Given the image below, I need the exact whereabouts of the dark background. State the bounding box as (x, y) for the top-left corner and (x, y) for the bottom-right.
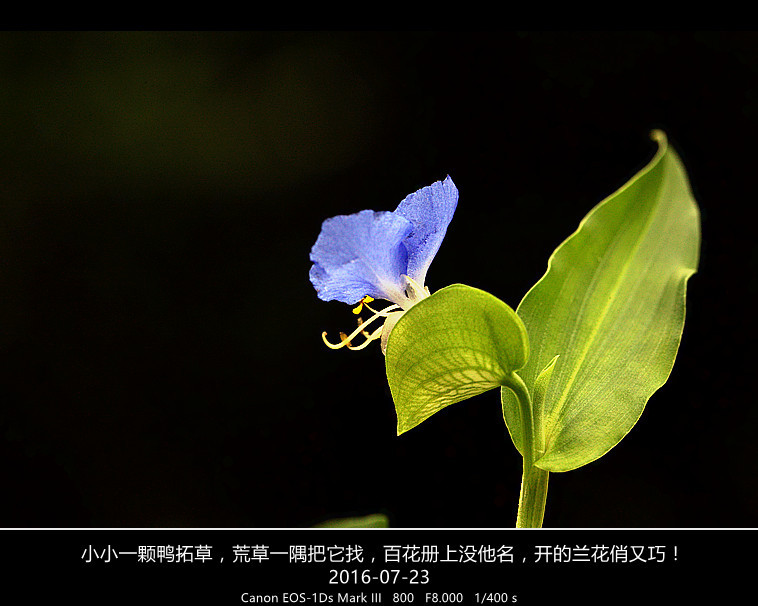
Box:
(0, 31), (753, 528)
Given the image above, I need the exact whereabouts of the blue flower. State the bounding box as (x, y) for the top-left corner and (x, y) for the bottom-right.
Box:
(310, 176), (458, 351)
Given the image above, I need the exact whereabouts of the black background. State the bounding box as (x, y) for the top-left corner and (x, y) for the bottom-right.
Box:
(0, 31), (754, 529)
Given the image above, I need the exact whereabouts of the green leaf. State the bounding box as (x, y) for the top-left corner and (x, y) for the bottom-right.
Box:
(503, 354), (560, 457)
(386, 284), (529, 435)
(501, 131), (700, 472)
(313, 513), (390, 528)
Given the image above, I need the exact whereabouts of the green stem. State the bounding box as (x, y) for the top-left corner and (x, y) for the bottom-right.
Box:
(506, 373), (550, 528)
(516, 455), (549, 528)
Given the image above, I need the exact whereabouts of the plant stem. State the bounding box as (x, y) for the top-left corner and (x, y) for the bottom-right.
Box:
(506, 373), (549, 528)
(516, 455), (549, 528)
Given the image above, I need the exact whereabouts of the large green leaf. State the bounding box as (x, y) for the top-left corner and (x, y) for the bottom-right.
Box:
(501, 131), (700, 472)
(386, 284), (529, 435)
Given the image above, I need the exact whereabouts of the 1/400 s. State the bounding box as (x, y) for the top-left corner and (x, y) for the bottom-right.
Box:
(475, 594), (517, 604)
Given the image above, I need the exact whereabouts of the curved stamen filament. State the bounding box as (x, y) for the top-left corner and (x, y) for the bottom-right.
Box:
(322, 304), (397, 350)
(342, 325), (384, 350)
(363, 302), (401, 316)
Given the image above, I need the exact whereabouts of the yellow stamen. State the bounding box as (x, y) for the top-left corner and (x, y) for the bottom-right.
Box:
(344, 326), (384, 350)
(356, 317), (372, 339)
(321, 302), (399, 351)
(352, 295), (375, 315)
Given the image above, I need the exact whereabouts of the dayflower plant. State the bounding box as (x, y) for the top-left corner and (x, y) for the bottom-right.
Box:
(309, 131), (701, 528)
(309, 176), (458, 352)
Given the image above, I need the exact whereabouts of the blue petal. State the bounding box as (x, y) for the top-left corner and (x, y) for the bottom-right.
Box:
(393, 176), (458, 287)
(309, 209), (413, 305)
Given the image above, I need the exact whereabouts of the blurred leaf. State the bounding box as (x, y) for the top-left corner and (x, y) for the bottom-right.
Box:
(313, 513), (390, 528)
(386, 284), (528, 435)
(502, 131), (700, 472)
